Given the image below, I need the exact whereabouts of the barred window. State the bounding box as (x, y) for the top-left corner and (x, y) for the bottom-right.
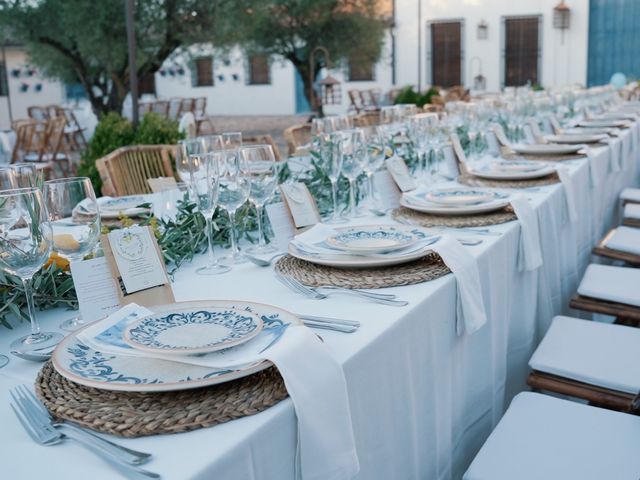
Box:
(504, 17), (540, 86)
(193, 57), (214, 87)
(0, 62), (7, 96)
(431, 21), (462, 87)
(248, 55), (271, 85)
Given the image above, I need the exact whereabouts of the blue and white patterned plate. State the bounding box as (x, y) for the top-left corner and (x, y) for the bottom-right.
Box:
(325, 225), (420, 254)
(52, 301), (300, 392)
(425, 188), (495, 206)
(123, 306), (264, 354)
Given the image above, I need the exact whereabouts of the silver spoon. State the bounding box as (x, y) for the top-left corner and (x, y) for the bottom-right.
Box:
(245, 252), (286, 267)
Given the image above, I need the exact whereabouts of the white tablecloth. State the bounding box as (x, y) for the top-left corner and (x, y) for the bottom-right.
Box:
(0, 126), (638, 480)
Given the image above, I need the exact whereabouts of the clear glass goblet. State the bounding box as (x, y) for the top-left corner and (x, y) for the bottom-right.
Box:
(218, 150), (251, 264)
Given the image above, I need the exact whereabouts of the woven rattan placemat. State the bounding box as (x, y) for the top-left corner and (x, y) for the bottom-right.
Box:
(458, 172), (560, 188)
(391, 205), (517, 228)
(503, 152), (587, 162)
(35, 361), (287, 438)
(274, 253), (450, 289)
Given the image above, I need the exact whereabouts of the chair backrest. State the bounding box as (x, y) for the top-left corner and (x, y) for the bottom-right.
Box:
(363, 89), (381, 108)
(96, 145), (176, 196)
(27, 106), (49, 121)
(11, 120), (41, 164)
(138, 102), (153, 117)
(179, 98), (195, 116)
(353, 111), (380, 127)
(348, 90), (364, 113)
(283, 124), (312, 156)
(242, 134), (282, 162)
(44, 117), (68, 162)
(168, 98), (182, 120)
(151, 101), (170, 118)
(194, 97), (207, 117)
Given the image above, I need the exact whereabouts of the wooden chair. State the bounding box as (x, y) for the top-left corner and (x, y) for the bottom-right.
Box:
(168, 98), (182, 120)
(179, 98), (195, 117)
(243, 134), (282, 162)
(53, 106), (87, 152)
(27, 106), (50, 122)
(283, 124), (312, 157)
(362, 89), (381, 110)
(527, 316), (640, 414)
(353, 111), (380, 127)
(348, 90), (365, 113)
(11, 120), (55, 178)
(193, 97), (214, 134)
(592, 228), (640, 266)
(96, 145), (176, 197)
(23, 117), (74, 176)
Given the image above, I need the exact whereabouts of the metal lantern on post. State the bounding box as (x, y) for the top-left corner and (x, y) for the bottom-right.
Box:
(477, 19), (489, 40)
(318, 75), (342, 106)
(553, 1), (571, 44)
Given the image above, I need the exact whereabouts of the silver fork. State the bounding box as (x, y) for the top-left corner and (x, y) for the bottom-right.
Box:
(10, 388), (159, 479)
(277, 272), (409, 306)
(15, 386), (151, 465)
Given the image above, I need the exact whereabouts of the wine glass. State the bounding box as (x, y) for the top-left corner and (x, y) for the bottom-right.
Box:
(11, 163), (43, 188)
(340, 129), (366, 218)
(218, 150), (251, 265)
(199, 134), (224, 152)
(363, 128), (387, 209)
(43, 177), (101, 331)
(0, 187), (63, 352)
(189, 152), (230, 275)
(222, 132), (243, 151)
(0, 167), (17, 191)
(323, 132), (347, 224)
(240, 144), (278, 254)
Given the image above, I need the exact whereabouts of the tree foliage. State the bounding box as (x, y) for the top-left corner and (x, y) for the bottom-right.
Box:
(0, 0), (226, 116)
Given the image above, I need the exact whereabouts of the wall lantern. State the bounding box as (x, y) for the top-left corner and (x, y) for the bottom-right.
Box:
(318, 75), (342, 106)
(477, 19), (489, 40)
(474, 74), (486, 91)
(553, 1), (571, 43)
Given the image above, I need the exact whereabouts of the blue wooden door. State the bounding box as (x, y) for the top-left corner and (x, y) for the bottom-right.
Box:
(588, 0), (640, 86)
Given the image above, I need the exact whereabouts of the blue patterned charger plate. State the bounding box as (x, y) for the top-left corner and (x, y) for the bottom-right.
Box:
(325, 225), (421, 254)
(52, 301), (300, 392)
(124, 306), (264, 355)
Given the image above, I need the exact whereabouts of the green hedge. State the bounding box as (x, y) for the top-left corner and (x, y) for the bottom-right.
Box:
(393, 86), (441, 107)
(77, 112), (184, 194)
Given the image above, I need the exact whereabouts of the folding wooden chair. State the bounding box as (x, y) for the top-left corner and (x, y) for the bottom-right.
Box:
(150, 100), (170, 118)
(283, 124), (311, 157)
(348, 90), (364, 113)
(96, 145), (175, 196)
(243, 134), (283, 162)
(592, 227), (640, 266)
(193, 97), (214, 134)
(168, 98), (182, 120)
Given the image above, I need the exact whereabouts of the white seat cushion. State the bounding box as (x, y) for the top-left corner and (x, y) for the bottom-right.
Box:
(621, 187), (640, 203)
(529, 315), (640, 393)
(606, 226), (640, 255)
(624, 203), (640, 220)
(464, 392), (640, 480)
(578, 264), (640, 307)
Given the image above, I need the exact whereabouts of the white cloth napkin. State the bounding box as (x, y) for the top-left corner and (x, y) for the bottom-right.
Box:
(581, 146), (600, 187)
(606, 226), (640, 256)
(624, 203), (640, 220)
(604, 137), (622, 172)
(263, 325), (359, 480)
(509, 194), (543, 272)
(556, 166), (578, 223)
(429, 235), (487, 335)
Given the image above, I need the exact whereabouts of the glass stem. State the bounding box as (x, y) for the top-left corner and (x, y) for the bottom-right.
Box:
(256, 204), (265, 247)
(205, 215), (216, 266)
(22, 277), (39, 337)
(348, 179), (356, 217)
(229, 210), (238, 254)
(331, 179), (339, 219)
(367, 172), (375, 206)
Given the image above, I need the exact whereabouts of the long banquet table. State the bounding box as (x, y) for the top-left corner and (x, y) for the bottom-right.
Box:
(1, 124), (639, 480)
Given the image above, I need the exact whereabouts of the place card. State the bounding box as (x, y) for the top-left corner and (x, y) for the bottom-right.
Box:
(485, 130), (501, 156)
(492, 124), (510, 146)
(147, 176), (177, 193)
(442, 144), (462, 177)
(385, 156), (416, 192)
(101, 225), (174, 307)
(279, 182), (321, 228)
(266, 201), (298, 251)
(373, 170), (401, 208)
(70, 256), (120, 322)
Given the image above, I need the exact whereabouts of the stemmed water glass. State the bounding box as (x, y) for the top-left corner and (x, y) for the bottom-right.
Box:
(218, 150), (251, 265)
(0, 166), (17, 190)
(189, 151), (230, 275)
(43, 177), (101, 331)
(0, 187), (63, 353)
(323, 132), (347, 224)
(222, 132), (243, 151)
(11, 164), (43, 188)
(340, 129), (366, 218)
(240, 144), (278, 254)
(363, 128), (387, 209)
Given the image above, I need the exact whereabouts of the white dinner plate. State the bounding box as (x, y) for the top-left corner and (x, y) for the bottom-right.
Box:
(490, 160), (548, 173)
(511, 143), (583, 155)
(400, 194), (509, 215)
(545, 134), (607, 144)
(123, 305), (264, 355)
(578, 119), (629, 128)
(288, 233), (437, 268)
(52, 300), (300, 392)
(563, 127), (615, 136)
(425, 188), (495, 206)
(470, 164), (556, 180)
(75, 195), (151, 219)
(325, 225), (421, 254)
